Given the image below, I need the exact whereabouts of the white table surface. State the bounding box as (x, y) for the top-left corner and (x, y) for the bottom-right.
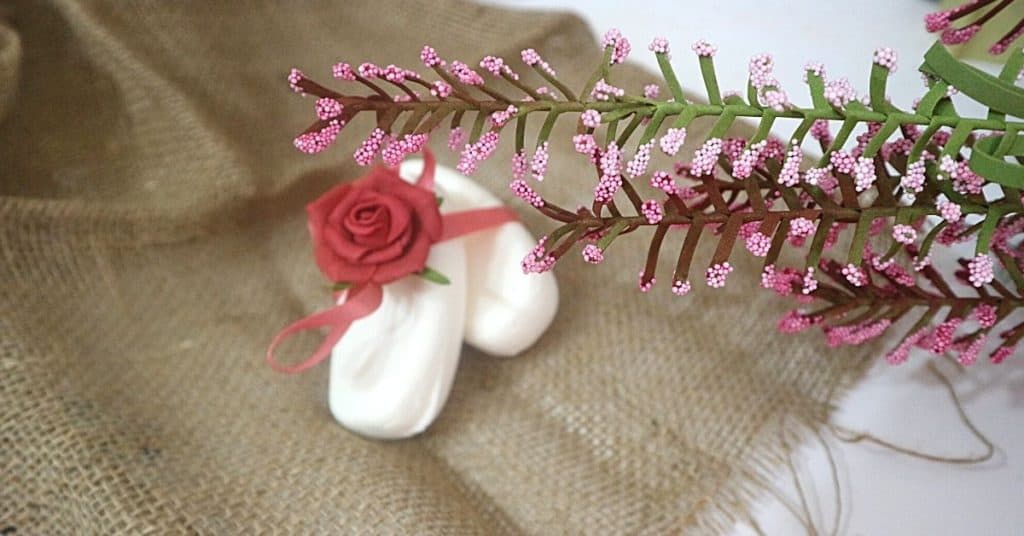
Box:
(481, 1), (1024, 533)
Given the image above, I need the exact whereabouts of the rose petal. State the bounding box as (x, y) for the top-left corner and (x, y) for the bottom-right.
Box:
(386, 180), (442, 242)
(345, 195), (393, 248)
(360, 223), (414, 264)
(306, 183), (354, 244)
(312, 241), (376, 283)
(372, 228), (431, 284)
(323, 224), (371, 262)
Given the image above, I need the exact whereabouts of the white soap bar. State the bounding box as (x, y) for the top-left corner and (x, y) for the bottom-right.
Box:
(328, 161), (558, 439)
(328, 237), (467, 439)
(401, 159), (559, 356)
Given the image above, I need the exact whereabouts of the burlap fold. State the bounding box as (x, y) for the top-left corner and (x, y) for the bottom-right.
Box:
(0, 1), (868, 533)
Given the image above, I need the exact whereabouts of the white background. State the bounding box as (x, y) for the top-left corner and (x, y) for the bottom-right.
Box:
(481, 1), (1024, 534)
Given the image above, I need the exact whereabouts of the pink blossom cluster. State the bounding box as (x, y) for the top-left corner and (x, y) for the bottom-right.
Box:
(967, 253), (995, 287)
(809, 119), (832, 146)
(938, 199), (962, 223)
(777, 143), (803, 187)
(802, 268), (818, 294)
(293, 120), (343, 154)
(594, 142), (623, 204)
(872, 47), (898, 72)
(626, 141), (653, 177)
(381, 64), (417, 83)
(480, 55), (518, 80)
(649, 171), (677, 194)
(942, 24), (981, 45)
(803, 167), (829, 187)
(991, 25), (1024, 54)
(573, 134), (599, 158)
(671, 279), (692, 296)
(648, 36), (670, 55)
(829, 151), (855, 174)
(788, 217), (817, 246)
(521, 48), (556, 76)
(974, 304), (998, 329)
(825, 319), (892, 347)
(943, 158), (985, 195)
(601, 29), (632, 64)
(447, 127), (466, 152)
(762, 265), (805, 296)
(956, 336), (986, 366)
(842, 263), (868, 287)
(732, 140), (767, 180)
(638, 272), (655, 292)
(823, 78), (857, 108)
(521, 237), (556, 275)
(745, 231), (771, 257)
(581, 109), (602, 128)
(689, 138), (723, 176)
(353, 128), (388, 165)
(937, 221), (968, 246)
(490, 105), (518, 128)
(381, 133), (427, 166)
(925, 10), (952, 32)
(882, 138), (914, 160)
(456, 130), (500, 174)
(332, 62), (357, 81)
(705, 262), (734, 288)
(641, 199), (663, 224)
(449, 60), (484, 85)
(991, 345), (1017, 364)
(691, 39), (717, 58)
(778, 310), (818, 333)
(314, 98), (343, 120)
(582, 244), (604, 264)
(892, 224), (917, 245)
(659, 128), (687, 156)
(900, 159), (927, 196)
(510, 179), (544, 208)
(531, 142), (550, 181)
(357, 62), (381, 78)
(521, 245), (557, 276)
(747, 53), (789, 111)
(420, 45), (444, 67)
(643, 84), (660, 99)
(929, 317), (963, 353)
(591, 79), (625, 101)
(430, 80), (453, 98)
(747, 53), (776, 88)
(720, 138), (746, 161)
(288, 68), (306, 93)
(852, 156), (877, 192)
(512, 150), (528, 181)
(802, 62), (826, 82)
(885, 328), (930, 365)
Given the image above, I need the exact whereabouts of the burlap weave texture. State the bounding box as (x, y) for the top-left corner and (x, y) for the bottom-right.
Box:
(0, 1), (868, 533)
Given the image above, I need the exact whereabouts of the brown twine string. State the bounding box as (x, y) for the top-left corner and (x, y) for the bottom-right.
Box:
(777, 415), (844, 536)
(755, 358), (995, 535)
(780, 424), (819, 536)
(828, 361), (995, 465)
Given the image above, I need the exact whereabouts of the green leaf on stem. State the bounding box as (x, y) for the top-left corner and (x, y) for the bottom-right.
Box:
(418, 266), (451, 285)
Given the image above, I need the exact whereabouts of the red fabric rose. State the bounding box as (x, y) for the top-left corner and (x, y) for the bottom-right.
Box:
(306, 166), (442, 285)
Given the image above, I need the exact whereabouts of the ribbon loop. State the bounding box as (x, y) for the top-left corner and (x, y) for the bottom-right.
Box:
(266, 284), (384, 373)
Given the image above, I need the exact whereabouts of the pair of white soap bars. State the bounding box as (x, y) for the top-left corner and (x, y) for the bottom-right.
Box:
(327, 159), (559, 439)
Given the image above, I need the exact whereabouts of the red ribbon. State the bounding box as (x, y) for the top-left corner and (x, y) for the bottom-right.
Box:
(266, 151), (517, 373)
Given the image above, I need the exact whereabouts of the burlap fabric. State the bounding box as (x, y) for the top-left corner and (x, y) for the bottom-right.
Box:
(0, 1), (870, 533)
